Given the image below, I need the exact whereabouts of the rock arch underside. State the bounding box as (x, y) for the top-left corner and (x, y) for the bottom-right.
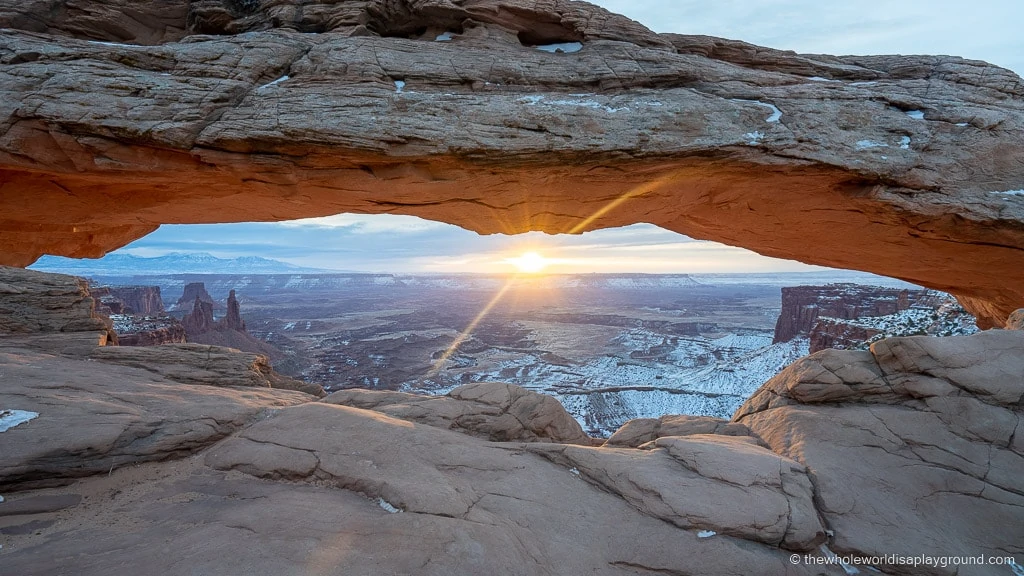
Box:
(2, 2), (1024, 575)
(0, 0), (1022, 326)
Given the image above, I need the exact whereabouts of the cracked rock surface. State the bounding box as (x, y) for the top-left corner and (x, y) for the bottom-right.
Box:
(0, 0), (1022, 325)
(735, 331), (1024, 574)
(0, 266), (1021, 574)
(322, 381), (594, 444)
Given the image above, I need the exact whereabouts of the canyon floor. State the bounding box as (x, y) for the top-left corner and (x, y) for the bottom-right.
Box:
(89, 270), (923, 436)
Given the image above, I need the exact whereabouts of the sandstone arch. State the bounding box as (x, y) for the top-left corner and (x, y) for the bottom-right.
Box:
(0, 0), (1022, 327)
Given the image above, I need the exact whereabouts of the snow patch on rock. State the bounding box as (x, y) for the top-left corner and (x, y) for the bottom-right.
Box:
(258, 75), (289, 91)
(732, 99), (783, 123)
(855, 140), (888, 150)
(0, 409), (39, 433)
(377, 497), (402, 514)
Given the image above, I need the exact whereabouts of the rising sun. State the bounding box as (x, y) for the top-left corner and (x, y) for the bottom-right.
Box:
(507, 251), (550, 273)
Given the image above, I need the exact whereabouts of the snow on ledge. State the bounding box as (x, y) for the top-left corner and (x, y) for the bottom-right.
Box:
(807, 76), (840, 82)
(905, 110), (925, 120)
(535, 42), (582, 54)
(258, 75), (289, 91)
(697, 530), (717, 538)
(393, 80), (406, 93)
(855, 140), (888, 150)
(377, 497), (402, 513)
(899, 136), (911, 150)
(0, 409), (39, 433)
(435, 32), (455, 42)
(731, 99), (782, 123)
(744, 131), (764, 145)
(88, 40), (135, 47)
(991, 189), (1024, 196)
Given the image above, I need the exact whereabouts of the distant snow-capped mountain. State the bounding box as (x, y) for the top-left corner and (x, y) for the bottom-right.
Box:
(29, 252), (332, 275)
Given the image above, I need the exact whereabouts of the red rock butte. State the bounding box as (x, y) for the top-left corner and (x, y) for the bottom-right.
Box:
(0, 0), (1022, 327)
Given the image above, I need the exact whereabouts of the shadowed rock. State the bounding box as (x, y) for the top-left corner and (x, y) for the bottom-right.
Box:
(323, 382), (593, 444)
(605, 414), (755, 448)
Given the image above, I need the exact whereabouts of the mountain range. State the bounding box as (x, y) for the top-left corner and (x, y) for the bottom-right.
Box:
(29, 252), (333, 276)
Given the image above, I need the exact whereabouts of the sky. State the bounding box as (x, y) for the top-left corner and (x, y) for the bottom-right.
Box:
(113, 0), (1024, 274)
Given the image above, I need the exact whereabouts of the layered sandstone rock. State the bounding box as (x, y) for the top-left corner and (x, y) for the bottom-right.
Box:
(108, 286), (165, 315)
(112, 314), (188, 346)
(773, 284), (918, 343)
(604, 414), (754, 448)
(0, 343), (312, 489)
(0, 266), (1021, 574)
(181, 296), (215, 334)
(0, 0), (1022, 325)
(323, 382), (594, 444)
(734, 331), (1024, 572)
(174, 282), (215, 311)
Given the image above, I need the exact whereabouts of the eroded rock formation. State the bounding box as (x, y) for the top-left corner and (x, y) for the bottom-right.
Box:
(107, 286), (165, 315)
(112, 314), (187, 346)
(0, 0), (1021, 325)
(323, 382), (594, 445)
(734, 332), (1024, 567)
(1, 265), (1020, 574)
(181, 295), (215, 334)
(174, 282), (215, 311)
(774, 284), (917, 343)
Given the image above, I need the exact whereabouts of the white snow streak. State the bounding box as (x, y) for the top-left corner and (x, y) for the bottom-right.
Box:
(731, 99), (782, 123)
(905, 110), (925, 120)
(697, 530), (717, 538)
(258, 75), (289, 91)
(855, 140), (888, 150)
(394, 80), (406, 93)
(377, 497), (402, 513)
(435, 32), (455, 42)
(0, 409), (39, 433)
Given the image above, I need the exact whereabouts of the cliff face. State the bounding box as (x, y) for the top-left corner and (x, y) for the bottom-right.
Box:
(773, 284), (918, 343)
(181, 296), (215, 335)
(0, 0), (1022, 325)
(175, 282), (216, 311)
(108, 286), (164, 315)
(112, 315), (187, 346)
(807, 319), (881, 352)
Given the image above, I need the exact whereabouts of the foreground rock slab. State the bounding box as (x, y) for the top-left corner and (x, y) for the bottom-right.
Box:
(0, 1), (1022, 325)
(735, 330), (1024, 574)
(0, 343), (312, 489)
(323, 382), (593, 444)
